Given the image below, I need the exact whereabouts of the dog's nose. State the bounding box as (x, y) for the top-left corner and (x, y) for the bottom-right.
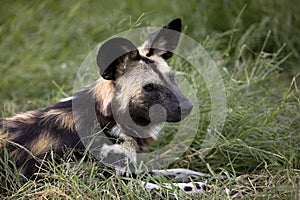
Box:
(180, 100), (193, 118)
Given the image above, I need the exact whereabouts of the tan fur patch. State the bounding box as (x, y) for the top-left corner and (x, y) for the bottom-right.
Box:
(29, 132), (59, 156)
(91, 78), (115, 116)
(7, 111), (38, 124)
(2, 132), (58, 160)
(0, 130), (18, 148)
(0, 133), (6, 148)
(7, 140), (36, 162)
(42, 110), (74, 131)
(10, 149), (25, 162)
(138, 48), (149, 57)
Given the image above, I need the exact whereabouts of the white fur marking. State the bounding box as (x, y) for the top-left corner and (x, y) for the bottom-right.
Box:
(59, 96), (74, 102)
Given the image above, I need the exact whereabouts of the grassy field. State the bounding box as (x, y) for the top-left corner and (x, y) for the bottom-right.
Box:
(1, 0), (300, 199)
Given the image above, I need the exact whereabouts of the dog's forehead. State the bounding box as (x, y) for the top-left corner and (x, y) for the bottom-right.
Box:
(120, 59), (171, 89)
(119, 49), (173, 84)
(153, 56), (171, 72)
(139, 49), (171, 73)
(139, 56), (172, 81)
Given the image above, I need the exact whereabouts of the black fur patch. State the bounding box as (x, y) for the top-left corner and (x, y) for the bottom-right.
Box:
(184, 186), (193, 192)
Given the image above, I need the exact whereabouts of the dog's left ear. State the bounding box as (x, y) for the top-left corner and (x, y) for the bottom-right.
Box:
(97, 37), (140, 80)
(141, 18), (182, 60)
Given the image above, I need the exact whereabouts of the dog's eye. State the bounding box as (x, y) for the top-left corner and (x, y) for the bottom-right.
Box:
(143, 83), (155, 92)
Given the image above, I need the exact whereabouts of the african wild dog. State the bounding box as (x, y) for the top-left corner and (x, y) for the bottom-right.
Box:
(0, 18), (211, 194)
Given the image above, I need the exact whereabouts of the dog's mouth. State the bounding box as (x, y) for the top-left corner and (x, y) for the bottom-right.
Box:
(111, 95), (193, 144)
(128, 101), (193, 127)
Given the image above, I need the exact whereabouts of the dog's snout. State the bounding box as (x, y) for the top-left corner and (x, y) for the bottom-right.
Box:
(180, 100), (193, 117)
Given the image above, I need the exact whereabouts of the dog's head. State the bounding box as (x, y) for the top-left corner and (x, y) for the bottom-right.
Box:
(96, 19), (193, 134)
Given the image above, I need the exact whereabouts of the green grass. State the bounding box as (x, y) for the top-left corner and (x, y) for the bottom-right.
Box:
(1, 0), (300, 199)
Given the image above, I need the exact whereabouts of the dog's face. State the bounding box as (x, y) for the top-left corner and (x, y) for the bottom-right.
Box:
(96, 19), (192, 129)
(120, 54), (193, 126)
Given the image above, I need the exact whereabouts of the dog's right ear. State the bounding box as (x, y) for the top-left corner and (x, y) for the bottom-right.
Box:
(141, 18), (182, 60)
(97, 37), (140, 80)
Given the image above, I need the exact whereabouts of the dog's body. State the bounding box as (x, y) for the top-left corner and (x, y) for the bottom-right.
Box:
(0, 18), (214, 195)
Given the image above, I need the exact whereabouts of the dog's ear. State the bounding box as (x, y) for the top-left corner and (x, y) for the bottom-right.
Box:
(141, 18), (182, 60)
(97, 37), (140, 80)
